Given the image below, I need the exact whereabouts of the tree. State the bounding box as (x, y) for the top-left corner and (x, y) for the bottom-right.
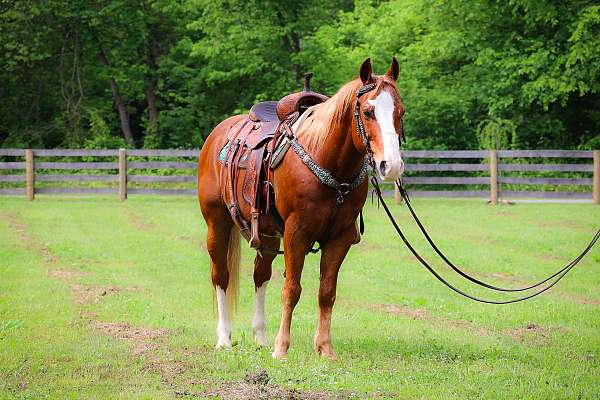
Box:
(1, 0), (598, 150)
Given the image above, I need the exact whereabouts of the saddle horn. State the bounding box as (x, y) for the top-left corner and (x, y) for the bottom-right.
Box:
(303, 72), (313, 92)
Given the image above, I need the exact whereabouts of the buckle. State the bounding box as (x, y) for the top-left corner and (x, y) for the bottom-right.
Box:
(339, 183), (351, 195)
(336, 183), (351, 204)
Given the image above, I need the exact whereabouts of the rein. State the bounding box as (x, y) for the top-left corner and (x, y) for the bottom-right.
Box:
(351, 82), (600, 303)
(370, 178), (600, 303)
(395, 181), (600, 293)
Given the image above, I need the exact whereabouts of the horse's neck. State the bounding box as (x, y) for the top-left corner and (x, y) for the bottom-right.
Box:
(314, 105), (364, 182)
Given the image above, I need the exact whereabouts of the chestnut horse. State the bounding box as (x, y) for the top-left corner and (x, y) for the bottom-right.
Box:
(197, 58), (405, 359)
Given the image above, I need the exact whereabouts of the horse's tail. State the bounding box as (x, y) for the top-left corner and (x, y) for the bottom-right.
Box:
(225, 226), (241, 317)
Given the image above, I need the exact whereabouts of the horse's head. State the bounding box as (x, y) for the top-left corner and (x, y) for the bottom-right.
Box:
(354, 58), (405, 181)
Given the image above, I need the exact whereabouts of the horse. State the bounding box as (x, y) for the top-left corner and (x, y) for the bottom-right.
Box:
(197, 57), (405, 359)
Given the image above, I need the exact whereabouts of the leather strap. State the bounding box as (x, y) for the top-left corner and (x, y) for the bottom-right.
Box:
(370, 177), (600, 304)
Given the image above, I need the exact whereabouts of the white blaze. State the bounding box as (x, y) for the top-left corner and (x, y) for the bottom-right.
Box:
(215, 286), (232, 348)
(368, 90), (404, 180)
(252, 281), (268, 346)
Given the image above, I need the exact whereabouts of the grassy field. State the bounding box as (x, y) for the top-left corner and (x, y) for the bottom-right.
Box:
(0, 195), (599, 399)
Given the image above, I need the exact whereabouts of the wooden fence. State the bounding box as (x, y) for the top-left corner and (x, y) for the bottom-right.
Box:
(0, 149), (599, 204)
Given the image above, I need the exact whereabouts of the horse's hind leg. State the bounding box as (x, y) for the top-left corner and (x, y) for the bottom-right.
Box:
(252, 236), (280, 346)
(205, 213), (237, 349)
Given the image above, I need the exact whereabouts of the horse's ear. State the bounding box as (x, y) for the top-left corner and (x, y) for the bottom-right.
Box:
(359, 58), (373, 84)
(386, 57), (400, 81)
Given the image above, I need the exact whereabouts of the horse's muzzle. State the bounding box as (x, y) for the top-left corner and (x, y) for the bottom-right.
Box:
(378, 158), (404, 181)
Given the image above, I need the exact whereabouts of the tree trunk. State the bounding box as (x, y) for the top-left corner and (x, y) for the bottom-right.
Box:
(108, 77), (135, 146)
(145, 34), (159, 132)
(145, 79), (158, 131)
(97, 47), (135, 146)
(291, 32), (302, 85)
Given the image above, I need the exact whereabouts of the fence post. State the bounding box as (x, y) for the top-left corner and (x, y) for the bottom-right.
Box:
(119, 148), (127, 201)
(489, 149), (498, 205)
(394, 184), (402, 204)
(25, 149), (35, 201)
(593, 149), (600, 205)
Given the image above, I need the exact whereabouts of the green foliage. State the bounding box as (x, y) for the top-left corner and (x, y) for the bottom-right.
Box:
(84, 110), (127, 149)
(476, 119), (517, 150)
(0, 0), (598, 150)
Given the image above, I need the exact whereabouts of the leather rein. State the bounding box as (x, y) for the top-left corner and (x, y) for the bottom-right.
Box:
(352, 82), (600, 304)
(287, 81), (599, 303)
(372, 180), (600, 304)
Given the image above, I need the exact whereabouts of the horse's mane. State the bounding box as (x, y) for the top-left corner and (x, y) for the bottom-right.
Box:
(297, 76), (398, 151)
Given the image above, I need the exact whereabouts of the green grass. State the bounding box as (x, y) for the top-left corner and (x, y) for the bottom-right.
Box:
(0, 195), (599, 399)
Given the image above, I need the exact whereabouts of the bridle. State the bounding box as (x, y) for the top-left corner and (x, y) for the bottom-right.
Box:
(354, 82), (377, 172)
(354, 82), (600, 304)
(354, 81), (406, 173)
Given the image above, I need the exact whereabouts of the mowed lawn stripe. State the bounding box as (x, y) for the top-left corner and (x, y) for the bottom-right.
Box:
(0, 210), (171, 399)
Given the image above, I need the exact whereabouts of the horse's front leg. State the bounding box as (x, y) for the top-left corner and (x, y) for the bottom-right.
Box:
(314, 225), (355, 360)
(272, 219), (311, 358)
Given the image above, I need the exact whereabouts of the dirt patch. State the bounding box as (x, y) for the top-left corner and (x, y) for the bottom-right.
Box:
(373, 304), (428, 320)
(456, 268), (533, 289)
(70, 284), (140, 305)
(373, 303), (491, 337)
(125, 209), (155, 231)
(492, 210), (516, 217)
(572, 297), (600, 306)
(48, 268), (91, 280)
(538, 254), (567, 262)
(504, 323), (568, 345)
(464, 269), (600, 307)
(534, 220), (590, 232)
(145, 357), (191, 384)
(197, 369), (337, 400)
(40, 244), (61, 263)
(48, 267), (139, 305)
(0, 212), (28, 242)
(93, 321), (170, 356)
(176, 234), (207, 250)
(1, 212), (60, 264)
(487, 271), (525, 285)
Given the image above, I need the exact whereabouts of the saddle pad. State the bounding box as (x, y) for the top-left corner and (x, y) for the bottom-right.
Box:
(270, 104), (320, 169)
(218, 141), (229, 163)
(219, 141), (250, 168)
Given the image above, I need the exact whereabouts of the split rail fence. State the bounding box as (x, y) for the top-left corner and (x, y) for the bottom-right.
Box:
(0, 149), (598, 204)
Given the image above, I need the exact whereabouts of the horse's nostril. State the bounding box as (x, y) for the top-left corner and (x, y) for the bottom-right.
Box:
(379, 161), (387, 176)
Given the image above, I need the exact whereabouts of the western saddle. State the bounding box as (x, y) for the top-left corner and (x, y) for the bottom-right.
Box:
(220, 73), (328, 251)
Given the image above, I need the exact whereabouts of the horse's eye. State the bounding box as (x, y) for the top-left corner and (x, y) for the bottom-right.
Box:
(363, 110), (373, 118)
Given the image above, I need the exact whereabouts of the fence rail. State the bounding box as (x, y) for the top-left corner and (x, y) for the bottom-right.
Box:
(0, 148), (598, 204)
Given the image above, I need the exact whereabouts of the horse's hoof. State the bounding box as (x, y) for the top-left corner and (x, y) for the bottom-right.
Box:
(315, 343), (337, 361)
(319, 350), (337, 361)
(271, 349), (288, 359)
(254, 335), (268, 347)
(215, 338), (232, 350)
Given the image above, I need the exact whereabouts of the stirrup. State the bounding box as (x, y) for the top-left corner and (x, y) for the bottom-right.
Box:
(249, 211), (260, 249)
